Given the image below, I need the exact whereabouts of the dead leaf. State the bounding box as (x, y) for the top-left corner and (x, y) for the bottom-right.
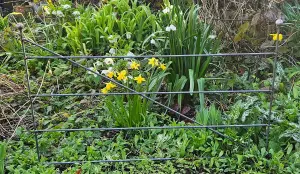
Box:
(234, 22), (250, 43)
(251, 11), (261, 26)
(260, 40), (274, 49)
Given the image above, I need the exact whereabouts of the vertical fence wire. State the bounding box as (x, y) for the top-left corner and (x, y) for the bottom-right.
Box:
(18, 25), (41, 161)
(266, 24), (280, 150)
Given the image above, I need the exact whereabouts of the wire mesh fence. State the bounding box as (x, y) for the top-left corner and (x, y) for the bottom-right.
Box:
(18, 20), (281, 164)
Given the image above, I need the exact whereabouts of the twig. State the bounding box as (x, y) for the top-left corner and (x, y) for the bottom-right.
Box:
(8, 60), (50, 141)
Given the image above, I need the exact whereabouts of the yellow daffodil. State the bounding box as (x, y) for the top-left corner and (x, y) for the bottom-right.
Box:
(148, 57), (159, 67)
(134, 75), (146, 84)
(159, 63), (167, 70)
(105, 82), (116, 90)
(107, 71), (114, 78)
(130, 61), (140, 70)
(117, 70), (127, 81)
(270, 33), (283, 41)
(101, 88), (108, 94)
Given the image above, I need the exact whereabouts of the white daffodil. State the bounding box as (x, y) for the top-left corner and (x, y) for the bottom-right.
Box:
(52, 10), (64, 17)
(72, 11), (80, 16)
(150, 39), (156, 45)
(109, 48), (116, 55)
(124, 51), (135, 61)
(126, 32), (132, 39)
(208, 35), (217, 39)
(62, 4), (71, 10)
(101, 67), (113, 75)
(163, 7), (170, 14)
(104, 58), (114, 65)
(276, 19), (284, 25)
(126, 51), (135, 57)
(87, 67), (99, 77)
(166, 26), (171, 32)
(108, 35), (118, 43)
(169, 24), (176, 31)
(166, 25), (176, 32)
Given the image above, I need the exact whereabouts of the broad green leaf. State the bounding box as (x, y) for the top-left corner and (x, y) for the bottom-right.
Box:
(197, 78), (205, 111)
(189, 69), (194, 95)
(293, 86), (299, 98)
(237, 155), (243, 165)
(287, 143), (293, 155)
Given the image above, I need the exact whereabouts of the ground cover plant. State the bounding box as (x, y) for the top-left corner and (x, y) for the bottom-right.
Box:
(0, 0), (299, 173)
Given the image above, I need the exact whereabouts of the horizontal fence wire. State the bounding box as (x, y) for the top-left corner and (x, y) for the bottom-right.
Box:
(33, 124), (269, 133)
(211, 18), (252, 21)
(0, 0), (26, 5)
(45, 157), (221, 165)
(26, 52), (276, 59)
(30, 90), (272, 97)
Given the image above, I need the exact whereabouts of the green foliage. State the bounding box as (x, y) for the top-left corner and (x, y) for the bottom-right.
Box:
(196, 104), (222, 125)
(0, 15), (8, 31)
(61, 0), (159, 55)
(283, 0), (300, 58)
(197, 78), (205, 110)
(161, 4), (221, 91)
(166, 75), (187, 109)
(0, 142), (5, 174)
(106, 95), (148, 127)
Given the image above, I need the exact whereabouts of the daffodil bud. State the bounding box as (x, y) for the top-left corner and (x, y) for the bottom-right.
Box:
(276, 19), (283, 25)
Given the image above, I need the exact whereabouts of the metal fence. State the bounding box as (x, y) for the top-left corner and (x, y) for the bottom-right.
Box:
(18, 21), (281, 165)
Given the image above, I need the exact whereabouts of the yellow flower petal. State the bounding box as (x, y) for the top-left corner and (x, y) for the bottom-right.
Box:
(134, 75), (146, 84)
(270, 33), (283, 41)
(117, 70), (127, 81)
(101, 88), (108, 94)
(130, 61), (140, 70)
(105, 82), (117, 90)
(107, 71), (114, 78)
(148, 57), (159, 67)
(159, 63), (166, 70)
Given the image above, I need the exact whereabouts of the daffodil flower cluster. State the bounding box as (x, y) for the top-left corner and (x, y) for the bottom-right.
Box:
(98, 57), (168, 94)
(148, 57), (167, 70)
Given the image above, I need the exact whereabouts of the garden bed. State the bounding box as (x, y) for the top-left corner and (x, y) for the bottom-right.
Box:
(0, 0), (299, 173)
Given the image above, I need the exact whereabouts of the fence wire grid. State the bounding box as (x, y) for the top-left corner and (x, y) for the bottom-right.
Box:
(18, 21), (281, 165)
